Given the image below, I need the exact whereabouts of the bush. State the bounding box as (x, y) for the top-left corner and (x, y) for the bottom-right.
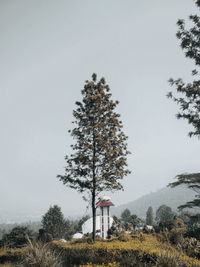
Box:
(0, 248), (24, 264)
(177, 237), (200, 258)
(19, 241), (63, 267)
(155, 232), (170, 244)
(2, 227), (34, 248)
(117, 234), (131, 242)
(168, 229), (185, 245)
(70, 236), (96, 245)
(186, 228), (200, 240)
(155, 251), (190, 267)
(155, 229), (185, 246)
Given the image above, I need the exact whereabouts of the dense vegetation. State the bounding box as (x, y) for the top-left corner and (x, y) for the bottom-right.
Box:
(2, 232), (200, 266)
(1, 204), (200, 266)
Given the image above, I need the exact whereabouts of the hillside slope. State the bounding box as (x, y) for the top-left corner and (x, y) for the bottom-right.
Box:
(111, 186), (197, 218)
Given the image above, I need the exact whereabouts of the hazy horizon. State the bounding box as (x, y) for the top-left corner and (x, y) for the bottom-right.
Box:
(1, 0), (200, 221)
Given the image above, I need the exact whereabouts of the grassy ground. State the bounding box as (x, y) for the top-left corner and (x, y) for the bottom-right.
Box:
(53, 234), (200, 266)
(1, 234), (200, 266)
(0, 264), (15, 267)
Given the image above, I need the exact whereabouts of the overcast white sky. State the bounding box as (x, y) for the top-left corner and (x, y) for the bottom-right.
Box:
(0, 0), (200, 220)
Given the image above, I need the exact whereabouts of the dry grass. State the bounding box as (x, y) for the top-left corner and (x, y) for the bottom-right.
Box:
(155, 250), (190, 267)
(18, 241), (63, 267)
(53, 234), (200, 267)
(83, 263), (120, 267)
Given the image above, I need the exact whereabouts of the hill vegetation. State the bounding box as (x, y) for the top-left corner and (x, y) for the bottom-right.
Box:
(112, 186), (197, 218)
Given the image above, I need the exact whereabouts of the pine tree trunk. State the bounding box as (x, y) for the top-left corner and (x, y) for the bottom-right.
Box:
(92, 129), (96, 242)
(92, 189), (96, 242)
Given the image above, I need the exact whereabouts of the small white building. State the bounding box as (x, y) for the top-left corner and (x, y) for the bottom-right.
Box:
(96, 196), (114, 239)
(82, 215), (114, 237)
(82, 196), (114, 239)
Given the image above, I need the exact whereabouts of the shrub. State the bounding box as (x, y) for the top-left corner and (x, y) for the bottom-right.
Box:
(70, 237), (95, 245)
(19, 241), (63, 267)
(2, 227), (34, 248)
(155, 251), (190, 267)
(117, 233), (131, 242)
(155, 229), (185, 246)
(186, 228), (200, 240)
(177, 237), (200, 258)
(0, 248), (24, 264)
(155, 232), (170, 244)
(168, 229), (185, 245)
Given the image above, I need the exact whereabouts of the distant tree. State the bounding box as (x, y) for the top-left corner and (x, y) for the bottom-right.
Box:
(121, 209), (131, 224)
(155, 205), (175, 225)
(42, 205), (67, 238)
(58, 74), (131, 241)
(110, 215), (122, 234)
(130, 214), (142, 229)
(0, 228), (6, 240)
(167, 0), (200, 137)
(37, 229), (53, 243)
(2, 226), (34, 248)
(146, 206), (154, 226)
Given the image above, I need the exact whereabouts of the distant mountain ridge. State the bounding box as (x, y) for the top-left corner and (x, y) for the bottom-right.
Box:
(111, 186), (197, 218)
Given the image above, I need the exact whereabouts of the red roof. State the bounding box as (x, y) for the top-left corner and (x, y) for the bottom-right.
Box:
(96, 201), (114, 207)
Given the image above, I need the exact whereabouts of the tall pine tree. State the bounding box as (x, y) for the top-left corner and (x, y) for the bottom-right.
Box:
(167, 0), (200, 137)
(168, 0), (200, 209)
(58, 74), (130, 241)
(42, 205), (67, 238)
(146, 206), (154, 226)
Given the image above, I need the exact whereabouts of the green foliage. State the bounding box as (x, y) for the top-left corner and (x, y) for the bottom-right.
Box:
(58, 74), (131, 240)
(177, 237), (200, 259)
(146, 206), (154, 226)
(169, 173), (200, 210)
(167, 0), (200, 214)
(130, 214), (142, 229)
(0, 222), (41, 240)
(41, 205), (67, 239)
(62, 216), (90, 241)
(120, 209), (142, 230)
(155, 205), (175, 227)
(2, 227), (34, 248)
(58, 74), (130, 192)
(167, 0), (200, 137)
(121, 209), (131, 224)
